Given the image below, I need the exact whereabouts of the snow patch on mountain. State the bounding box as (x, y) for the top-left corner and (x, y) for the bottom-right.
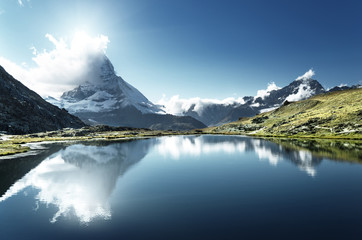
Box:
(64, 96), (118, 113)
(259, 106), (279, 113)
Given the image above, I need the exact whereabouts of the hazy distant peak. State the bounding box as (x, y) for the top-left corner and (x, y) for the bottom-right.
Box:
(55, 55), (165, 115)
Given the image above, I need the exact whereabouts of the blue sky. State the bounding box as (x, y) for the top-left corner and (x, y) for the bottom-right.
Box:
(0, 0), (361, 102)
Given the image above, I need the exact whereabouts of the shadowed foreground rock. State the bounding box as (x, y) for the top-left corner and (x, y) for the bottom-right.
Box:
(0, 65), (86, 134)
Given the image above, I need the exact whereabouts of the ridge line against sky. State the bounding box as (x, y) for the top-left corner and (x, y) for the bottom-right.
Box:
(0, 0), (361, 102)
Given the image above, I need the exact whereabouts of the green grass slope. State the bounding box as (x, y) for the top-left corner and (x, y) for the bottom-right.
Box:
(208, 88), (362, 139)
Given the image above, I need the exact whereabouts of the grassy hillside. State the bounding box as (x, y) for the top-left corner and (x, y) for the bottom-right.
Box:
(207, 88), (362, 139)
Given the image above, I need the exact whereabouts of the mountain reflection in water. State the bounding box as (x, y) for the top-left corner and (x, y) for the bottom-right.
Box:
(0, 140), (154, 223)
(0, 135), (359, 224)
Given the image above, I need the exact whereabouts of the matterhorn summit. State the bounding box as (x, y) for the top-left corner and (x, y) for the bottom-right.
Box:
(48, 55), (206, 130)
(59, 55), (164, 115)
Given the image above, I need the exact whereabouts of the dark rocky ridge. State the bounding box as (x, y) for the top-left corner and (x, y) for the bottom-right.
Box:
(252, 79), (325, 107)
(0, 65), (86, 134)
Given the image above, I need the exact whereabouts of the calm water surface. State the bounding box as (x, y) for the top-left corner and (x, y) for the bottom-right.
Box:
(0, 135), (362, 239)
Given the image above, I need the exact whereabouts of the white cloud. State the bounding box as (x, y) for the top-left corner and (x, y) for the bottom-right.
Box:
(296, 69), (315, 81)
(30, 46), (37, 55)
(157, 95), (245, 115)
(254, 82), (280, 100)
(0, 9), (4, 15)
(0, 32), (109, 98)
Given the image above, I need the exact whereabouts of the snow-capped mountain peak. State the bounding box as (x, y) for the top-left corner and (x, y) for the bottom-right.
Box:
(57, 55), (164, 115)
(285, 79), (319, 102)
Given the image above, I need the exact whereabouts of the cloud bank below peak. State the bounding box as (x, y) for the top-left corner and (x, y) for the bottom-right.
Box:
(0, 32), (109, 98)
(254, 82), (281, 100)
(157, 95), (246, 116)
(157, 82), (281, 116)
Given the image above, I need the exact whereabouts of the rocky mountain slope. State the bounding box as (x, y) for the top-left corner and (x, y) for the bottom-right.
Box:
(251, 78), (325, 110)
(48, 55), (206, 131)
(208, 88), (362, 138)
(0, 65), (85, 134)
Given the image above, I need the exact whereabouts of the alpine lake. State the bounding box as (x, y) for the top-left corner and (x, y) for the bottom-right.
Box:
(0, 135), (361, 240)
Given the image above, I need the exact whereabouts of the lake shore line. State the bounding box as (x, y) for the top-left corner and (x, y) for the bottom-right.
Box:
(0, 126), (198, 157)
(1, 125), (361, 157)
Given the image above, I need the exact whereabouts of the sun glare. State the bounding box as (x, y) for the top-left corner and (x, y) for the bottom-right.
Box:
(71, 31), (109, 55)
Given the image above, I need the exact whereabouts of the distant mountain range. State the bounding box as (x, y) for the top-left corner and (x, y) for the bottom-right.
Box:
(160, 79), (360, 127)
(326, 84), (361, 92)
(210, 88), (362, 138)
(46, 54), (361, 129)
(1, 53), (360, 134)
(172, 78), (326, 126)
(0, 65), (85, 134)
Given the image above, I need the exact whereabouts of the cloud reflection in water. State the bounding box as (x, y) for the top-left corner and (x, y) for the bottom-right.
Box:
(157, 136), (246, 159)
(0, 140), (151, 223)
(0, 136), (322, 223)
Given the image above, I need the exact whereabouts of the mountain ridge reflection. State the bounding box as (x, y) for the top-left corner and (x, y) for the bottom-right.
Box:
(157, 135), (322, 176)
(0, 135), (358, 223)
